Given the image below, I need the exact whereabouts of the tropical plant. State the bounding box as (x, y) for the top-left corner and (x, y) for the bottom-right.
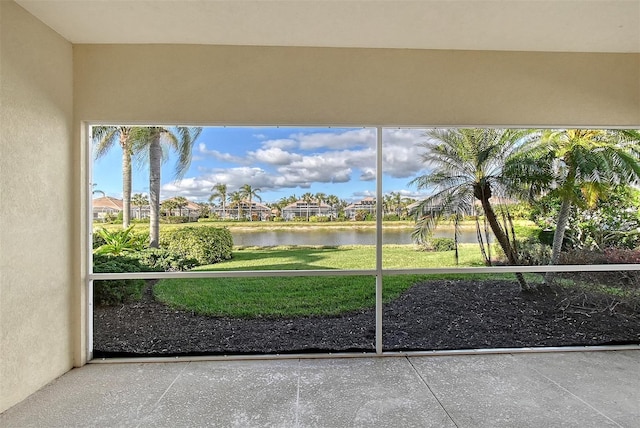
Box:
(240, 184), (262, 221)
(92, 183), (106, 198)
(513, 129), (640, 270)
(410, 128), (536, 291)
(532, 185), (640, 251)
(209, 183), (228, 219)
(93, 126), (135, 228)
(132, 126), (202, 247)
(93, 226), (146, 256)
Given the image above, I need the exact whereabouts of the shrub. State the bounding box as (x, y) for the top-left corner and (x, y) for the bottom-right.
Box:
(422, 237), (455, 252)
(557, 248), (640, 289)
(160, 216), (190, 224)
(161, 226), (233, 265)
(132, 248), (198, 272)
(603, 248), (640, 264)
(93, 231), (106, 249)
(354, 210), (373, 221)
(197, 217), (219, 222)
(93, 254), (149, 305)
(515, 237), (552, 266)
(558, 249), (607, 265)
(309, 215), (329, 222)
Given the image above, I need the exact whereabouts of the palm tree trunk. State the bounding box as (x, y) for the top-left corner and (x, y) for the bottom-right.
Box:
(122, 150), (132, 228)
(149, 136), (162, 248)
(545, 198), (572, 284)
(480, 198), (530, 291)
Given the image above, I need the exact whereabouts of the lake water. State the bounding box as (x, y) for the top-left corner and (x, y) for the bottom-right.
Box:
(231, 227), (491, 247)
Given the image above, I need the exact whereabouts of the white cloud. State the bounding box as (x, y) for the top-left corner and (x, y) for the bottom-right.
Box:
(381, 129), (429, 178)
(249, 147), (303, 165)
(359, 168), (376, 181)
(294, 128), (376, 150)
(197, 143), (247, 164)
(261, 138), (298, 150)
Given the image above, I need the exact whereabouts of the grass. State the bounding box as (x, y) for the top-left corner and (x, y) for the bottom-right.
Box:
(154, 244), (543, 318)
(154, 270), (546, 318)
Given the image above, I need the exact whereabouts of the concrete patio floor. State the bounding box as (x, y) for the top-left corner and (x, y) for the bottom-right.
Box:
(1, 350), (639, 427)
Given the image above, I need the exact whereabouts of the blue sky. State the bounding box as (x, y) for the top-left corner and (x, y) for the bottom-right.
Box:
(92, 126), (431, 203)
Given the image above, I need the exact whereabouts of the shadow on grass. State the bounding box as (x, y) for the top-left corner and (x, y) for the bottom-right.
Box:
(194, 246), (370, 271)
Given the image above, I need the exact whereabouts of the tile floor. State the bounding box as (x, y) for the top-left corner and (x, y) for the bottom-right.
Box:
(1, 350), (638, 427)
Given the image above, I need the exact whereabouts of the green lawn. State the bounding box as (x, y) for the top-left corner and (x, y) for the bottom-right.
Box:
(154, 244), (542, 318)
(188, 243), (492, 271)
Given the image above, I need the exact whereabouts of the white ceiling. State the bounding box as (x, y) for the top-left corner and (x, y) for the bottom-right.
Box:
(16, 0), (640, 53)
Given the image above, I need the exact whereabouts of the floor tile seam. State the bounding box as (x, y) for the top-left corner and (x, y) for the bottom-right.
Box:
(294, 358), (301, 428)
(522, 360), (625, 428)
(405, 356), (460, 428)
(134, 361), (192, 428)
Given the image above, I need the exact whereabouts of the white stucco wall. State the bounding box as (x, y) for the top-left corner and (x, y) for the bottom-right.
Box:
(0, 1), (75, 413)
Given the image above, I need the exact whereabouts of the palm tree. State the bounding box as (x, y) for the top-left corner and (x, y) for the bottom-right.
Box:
(131, 193), (149, 220)
(315, 192), (327, 205)
(134, 126), (202, 247)
(382, 194), (393, 216)
(516, 129), (640, 269)
(161, 199), (178, 217)
(389, 191), (410, 217)
(173, 196), (188, 217)
(209, 183), (228, 219)
(301, 192), (315, 221)
(92, 183), (106, 198)
(240, 184), (262, 221)
(92, 126), (135, 228)
(229, 191), (244, 220)
(326, 194), (340, 220)
(410, 128), (535, 291)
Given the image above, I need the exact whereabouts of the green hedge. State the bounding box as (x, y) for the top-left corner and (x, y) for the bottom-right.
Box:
(93, 254), (153, 305)
(160, 216), (190, 224)
(92, 248), (198, 305)
(160, 226), (233, 265)
(133, 248), (198, 272)
(422, 237), (456, 252)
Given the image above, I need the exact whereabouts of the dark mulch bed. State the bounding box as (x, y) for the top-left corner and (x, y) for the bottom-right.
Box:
(93, 279), (640, 358)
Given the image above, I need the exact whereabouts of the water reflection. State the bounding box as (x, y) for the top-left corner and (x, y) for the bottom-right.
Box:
(232, 227), (489, 247)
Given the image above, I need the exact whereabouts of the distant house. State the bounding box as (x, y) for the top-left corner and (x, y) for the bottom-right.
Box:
(92, 196), (123, 220)
(282, 200), (333, 220)
(344, 197), (376, 219)
(161, 198), (201, 221)
(216, 200), (271, 220)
